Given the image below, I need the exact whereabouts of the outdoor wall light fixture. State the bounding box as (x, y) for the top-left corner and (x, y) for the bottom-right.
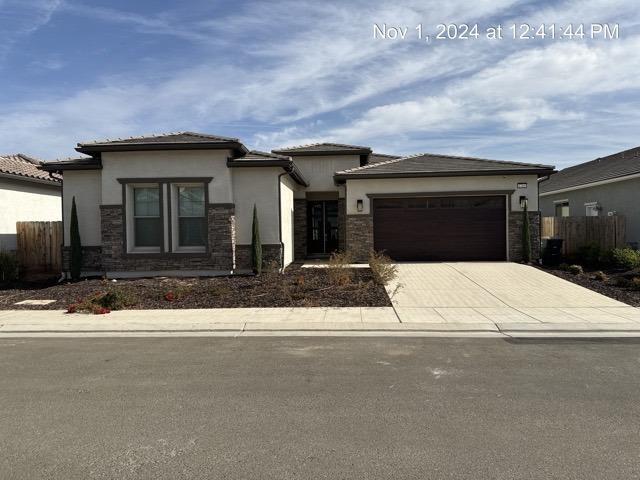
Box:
(356, 199), (364, 212)
(519, 196), (528, 209)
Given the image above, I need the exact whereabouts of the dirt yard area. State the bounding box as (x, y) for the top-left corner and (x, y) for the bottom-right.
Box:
(0, 266), (391, 310)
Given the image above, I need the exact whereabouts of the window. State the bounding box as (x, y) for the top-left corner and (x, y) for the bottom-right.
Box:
(177, 185), (206, 247)
(133, 187), (161, 247)
(585, 202), (600, 217)
(554, 201), (570, 217)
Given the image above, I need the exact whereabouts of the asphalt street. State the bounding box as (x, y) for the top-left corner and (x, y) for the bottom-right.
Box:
(1, 337), (639, 479)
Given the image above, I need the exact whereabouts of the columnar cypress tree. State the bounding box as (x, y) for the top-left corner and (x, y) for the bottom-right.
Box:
(522, 202), (532, 263)
(251, 204), (262, 274)
(70, 196), (83, 280)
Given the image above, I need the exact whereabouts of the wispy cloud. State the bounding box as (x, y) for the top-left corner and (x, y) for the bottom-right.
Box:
(0, 0), (62, 62)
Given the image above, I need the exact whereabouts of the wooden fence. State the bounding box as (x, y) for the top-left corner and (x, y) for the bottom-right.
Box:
(541, 216), (626, 255)
(15, 221), (63, 273)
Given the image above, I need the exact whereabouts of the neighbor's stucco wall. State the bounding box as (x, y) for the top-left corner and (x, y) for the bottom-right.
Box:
(0, 177), (61, 250)
(100, 150), (234, 205)
(540, 176), (640, 245)
(232, 166), (281, 245)
(62, 170), (102, 246)
(280, 175), (296, 267)
(344, 174), (539, 215)
(290, 155), (360, 198)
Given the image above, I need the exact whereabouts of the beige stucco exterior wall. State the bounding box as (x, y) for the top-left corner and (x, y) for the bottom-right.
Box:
(290, 155), (360, 198)
(344, 174), (539, 215)
(62, 170), (102, 246)
(280, 175), (296, 266)
(0, 177), (61, 250)
(100, 150), (234, 205)
(232, 167), (282, 245)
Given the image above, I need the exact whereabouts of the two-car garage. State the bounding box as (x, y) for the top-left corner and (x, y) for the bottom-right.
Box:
(372, 195), (507, 261)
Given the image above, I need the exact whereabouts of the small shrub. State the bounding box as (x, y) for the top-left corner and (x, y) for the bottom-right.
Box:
(0, 250), (19, 282)
(593, 270), (608, 282)
(610, 248), (640, 270)
(368, 251), (398, 287)
(632, 277), (640, 291)
(567, 264), (583, 275)
(558, 263), (570, 272)
(96, 286), (137, 310)
(163, 285), (191, 302)
(576, 243), (603, 268)
(67, 286), (136, 314)
(210, 282), (233, 297)
(327, 250), (355, 286)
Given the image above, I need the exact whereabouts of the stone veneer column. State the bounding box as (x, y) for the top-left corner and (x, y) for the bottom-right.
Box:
(100, 205), (124, 272)
(294, 199), (307, 261)
(508, 211), (541, 262)
(346, 214), (373, 262)
(207, 204), (235, 270)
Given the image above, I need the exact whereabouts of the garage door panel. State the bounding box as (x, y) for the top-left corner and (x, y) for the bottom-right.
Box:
(373, 196), (506, 261)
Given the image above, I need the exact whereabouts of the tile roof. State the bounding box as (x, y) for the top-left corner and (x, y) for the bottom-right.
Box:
(368, 152), (401, 164)
(78, 131), (240, 146)
(334, 152), (555, 179)
(0, 154), (61, 184)
(272, 142), (372, 155)
(540, 146), (640, 193)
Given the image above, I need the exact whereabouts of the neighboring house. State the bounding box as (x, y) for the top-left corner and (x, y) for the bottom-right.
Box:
(0, 154), (62, 251)
(41, 132), (554, 278)
(540, 146), (640, 247)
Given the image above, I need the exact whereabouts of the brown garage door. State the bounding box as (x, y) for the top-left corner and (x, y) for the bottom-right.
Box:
(372, 196), (506, 261)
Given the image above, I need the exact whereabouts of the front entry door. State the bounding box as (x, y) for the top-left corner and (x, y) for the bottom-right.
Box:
(307, 200), (339, 256)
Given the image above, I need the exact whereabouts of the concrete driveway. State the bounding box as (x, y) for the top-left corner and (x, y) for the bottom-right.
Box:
(388, 263), (639, 329)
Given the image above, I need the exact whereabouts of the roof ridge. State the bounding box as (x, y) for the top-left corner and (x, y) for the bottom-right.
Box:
(78, 131), (239, 146)
(273, 141), (371, 151)
(0, 153), (42, 165)
(556, 146), (640, 173)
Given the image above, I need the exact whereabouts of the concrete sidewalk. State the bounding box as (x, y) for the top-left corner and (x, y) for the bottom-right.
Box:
(2, 306), (640, 337)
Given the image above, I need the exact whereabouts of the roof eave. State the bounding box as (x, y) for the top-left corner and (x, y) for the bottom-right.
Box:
(0, 171), (61, 186)
(76, 141), (249, 155)
(334, 168), (556, 182)
(39, 161), (102, 173)
(227, 159), (309, 187)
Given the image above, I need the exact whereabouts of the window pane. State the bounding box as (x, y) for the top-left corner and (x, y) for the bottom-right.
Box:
(134, 217), (162, 247)
(134, 187), (160, 216)
(178, 186), (205, 217)
(179, 217), (206, 246)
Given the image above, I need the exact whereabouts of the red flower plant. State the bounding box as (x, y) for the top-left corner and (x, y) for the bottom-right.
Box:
(164, 291), (176, 302)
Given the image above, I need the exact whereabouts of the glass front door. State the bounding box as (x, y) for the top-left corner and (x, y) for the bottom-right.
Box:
(307, 200), (339, 256)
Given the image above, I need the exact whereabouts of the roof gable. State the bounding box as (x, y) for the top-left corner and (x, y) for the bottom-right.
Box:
(540, 146), (640, 193)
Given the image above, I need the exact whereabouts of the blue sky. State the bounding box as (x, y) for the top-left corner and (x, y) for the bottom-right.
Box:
(0, 0), (639, 168)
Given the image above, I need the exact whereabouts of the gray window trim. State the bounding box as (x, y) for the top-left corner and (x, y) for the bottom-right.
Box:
(118, 177), (212, 258)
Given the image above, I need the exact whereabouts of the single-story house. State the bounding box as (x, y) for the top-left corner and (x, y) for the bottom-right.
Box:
(40, 132), (554, 277)
(0, 154), (62, 251)
(540, 146), (640, 247)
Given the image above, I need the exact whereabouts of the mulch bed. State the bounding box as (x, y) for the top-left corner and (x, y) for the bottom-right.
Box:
(541, 266), (640, 307)
(0, 266), (391, 310)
